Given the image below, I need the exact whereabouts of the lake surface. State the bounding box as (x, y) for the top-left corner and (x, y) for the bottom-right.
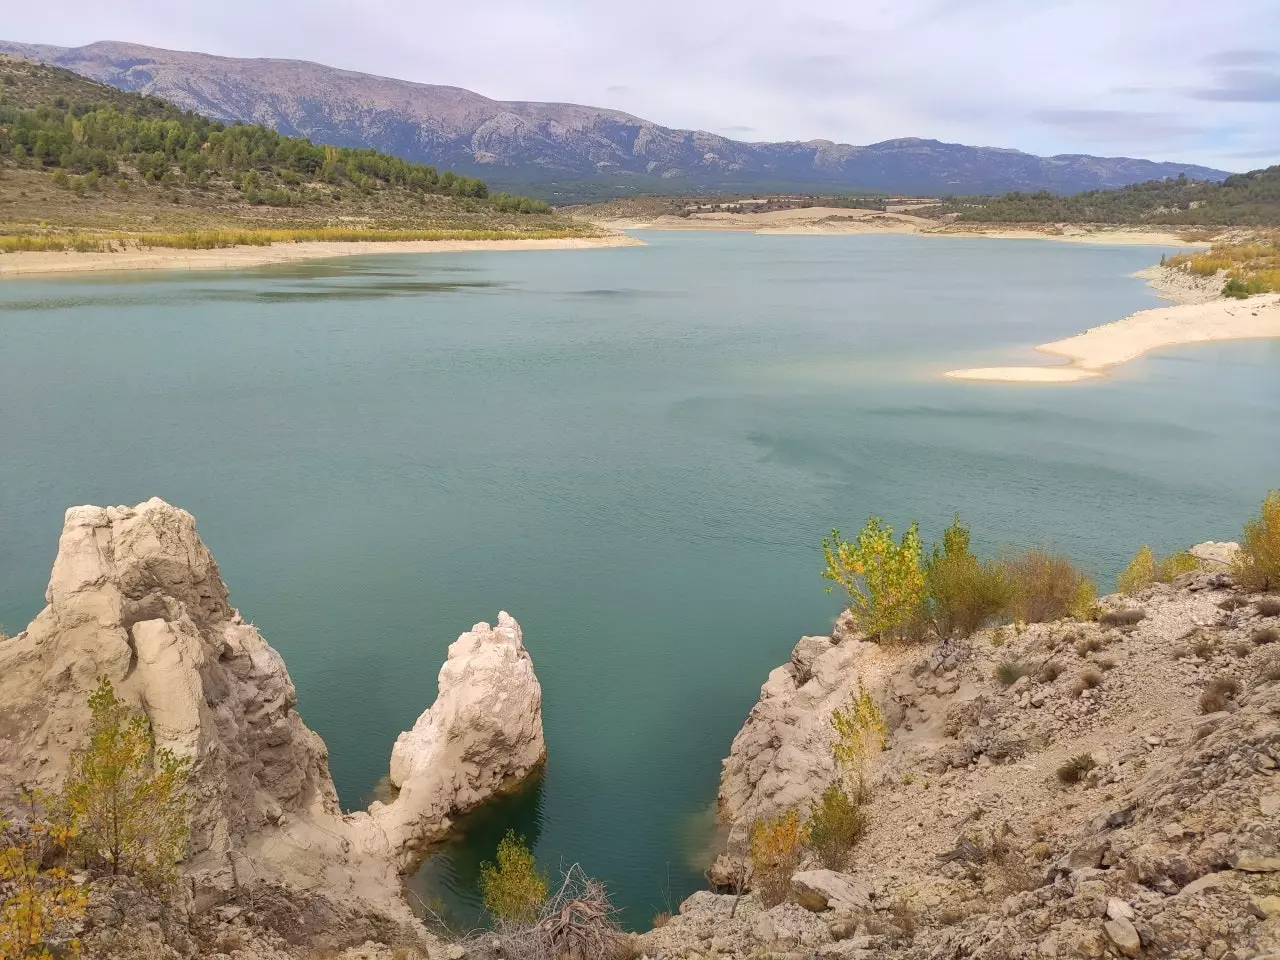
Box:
(1, 231), (1277, 928)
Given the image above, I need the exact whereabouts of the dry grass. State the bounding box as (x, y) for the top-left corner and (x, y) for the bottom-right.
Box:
(1256, 597), (1280, 617)
(0, 224), (592, 254)
(1075, 635), (1104, 656)
(1259, 653), (1280, 684)
(1099, 608), (1146, 628)
(1035, 661), (1064, 683)
(1253, 627), (1280, 645)
(1199, 676), (1241, 714)
(1070, 667), (1103, 698)
(994, 661), (1030, 686)
(1192, 633), (1220, 659)
(1057, 753), (1097, 784)
(1166, 234), (1280, 296)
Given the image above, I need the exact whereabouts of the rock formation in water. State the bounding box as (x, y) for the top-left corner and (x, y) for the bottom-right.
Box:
(0, 498), (544, 945)
(645, 545), (1280, 959)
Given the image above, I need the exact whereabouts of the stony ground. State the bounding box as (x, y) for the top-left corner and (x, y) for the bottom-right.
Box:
(640, 572), (1280, 959)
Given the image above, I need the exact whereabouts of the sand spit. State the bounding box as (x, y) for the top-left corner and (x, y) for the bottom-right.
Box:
(0, 233), (643, 278)
(945, 292), (1280, 383)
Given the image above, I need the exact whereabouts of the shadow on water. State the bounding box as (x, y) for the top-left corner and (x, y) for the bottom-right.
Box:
(402, 769), (547, 935)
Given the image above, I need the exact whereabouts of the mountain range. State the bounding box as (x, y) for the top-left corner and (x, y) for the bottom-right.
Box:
(0, 39), (1231, 200)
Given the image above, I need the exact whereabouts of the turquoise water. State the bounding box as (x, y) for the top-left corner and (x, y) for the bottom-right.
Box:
(0, 231), (1277, 928)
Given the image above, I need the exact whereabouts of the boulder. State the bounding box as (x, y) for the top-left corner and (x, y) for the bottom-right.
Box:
(1189, 541), (1240, 570)
(790, 870), (873, 912)
(1103, 917), (1142, 957)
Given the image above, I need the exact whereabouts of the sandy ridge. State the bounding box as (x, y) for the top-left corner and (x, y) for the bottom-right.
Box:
(945, 282), (1280, 383)
(0, 233), (644, 278)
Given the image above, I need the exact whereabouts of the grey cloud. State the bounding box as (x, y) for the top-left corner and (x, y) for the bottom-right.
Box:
(1031, 109), (1199, 143)
(1202, 49), (1279, 67)
(1191, 68), (1280, 102)
(720, 124), (755, 133)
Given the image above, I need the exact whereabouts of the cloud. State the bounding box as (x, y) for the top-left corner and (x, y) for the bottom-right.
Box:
(720, 124), (755, 133)
(1202, 49), (1279, 67)
(1030, 109), (1199, 144)
(1190, 68), (1280, 102)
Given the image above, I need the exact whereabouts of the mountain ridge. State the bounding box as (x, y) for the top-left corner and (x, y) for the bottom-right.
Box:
(0, 39), (1232, 200)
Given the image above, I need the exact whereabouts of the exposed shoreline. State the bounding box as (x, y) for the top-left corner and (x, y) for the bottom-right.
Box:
(0, 232), (644, 278)
(596, 208), (1207, 247)
(944, 267), (1280, 383)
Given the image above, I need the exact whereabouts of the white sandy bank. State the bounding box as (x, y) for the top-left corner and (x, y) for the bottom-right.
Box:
(945, 293), (1280, 383)
(0, 233), (643, 278)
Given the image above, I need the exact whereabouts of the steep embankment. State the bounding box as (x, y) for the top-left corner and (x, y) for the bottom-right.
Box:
(0, 498), (545, 958)
(639, 548), (1280, 959)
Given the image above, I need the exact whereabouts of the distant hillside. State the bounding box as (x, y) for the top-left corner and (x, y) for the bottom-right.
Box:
(0, 40), (1232, 201)
(0, 55), (575, 245)
(944, 166), (1280, 227)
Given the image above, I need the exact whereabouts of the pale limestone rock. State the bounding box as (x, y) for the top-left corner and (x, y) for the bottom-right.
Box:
(0, 499), (545, 914)
(717, 628), (894, 850)
(369, 611), (545, 865)
(790, 870), (874, 912)
(1188, 541), (1240, 569)
(1103, 917), (1142, 957)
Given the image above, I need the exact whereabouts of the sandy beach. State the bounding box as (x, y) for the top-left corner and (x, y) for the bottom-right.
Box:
(594, 206), (1207, 247)
(945, 291), (1280, 383)
(0, 233), (643, 278)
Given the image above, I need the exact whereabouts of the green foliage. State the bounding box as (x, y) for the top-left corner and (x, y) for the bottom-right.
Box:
(805, 782), (868, 870)
(1156, 551), (1201, 582)
(58, 678), (190, 888)
(923, 515), (1012, 637)
(1117, 545), (1155, 595)
(748, 810), (807, 908)
(1, 803), (86, 960)
(946, 166), (1280, 227)
(478, 830), (548, 924)
(823, 519), (926, 641)
(1002, 550), (1096, 623)
(830, 684), (887, 784)
(0, 58), (551, 217)
(1234, 490), (1280, 592)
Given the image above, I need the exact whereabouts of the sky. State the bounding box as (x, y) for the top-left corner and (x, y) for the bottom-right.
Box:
(5, 0), (1279, 170)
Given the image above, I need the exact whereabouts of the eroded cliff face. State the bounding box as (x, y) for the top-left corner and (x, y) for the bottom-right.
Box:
(667, 559), (1280, 960)
(0, 498), (545, 918)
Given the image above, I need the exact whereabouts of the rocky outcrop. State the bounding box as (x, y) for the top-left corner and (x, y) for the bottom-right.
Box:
(369, 612), (545, 867)
(0, 498), (544, 918)
(675, 571), (1280, 959)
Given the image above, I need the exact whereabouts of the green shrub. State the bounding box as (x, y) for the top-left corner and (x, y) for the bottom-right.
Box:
(924, 515), (1012, 638)
(1003, 550), (1097, 623)
(1156, 551), (1202, 582)
(1234, 491), (1280, 592)
(1117, 546), (1155, 595)
(479, 830), (547, 923)
(59, 677), (190, 887)
(806, 782), (868, 870)
(823, 519), (926, 641)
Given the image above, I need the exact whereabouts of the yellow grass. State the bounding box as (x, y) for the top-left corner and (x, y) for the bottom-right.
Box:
(1167, 233), (1280, 294)
(0, 225), (594, 255)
